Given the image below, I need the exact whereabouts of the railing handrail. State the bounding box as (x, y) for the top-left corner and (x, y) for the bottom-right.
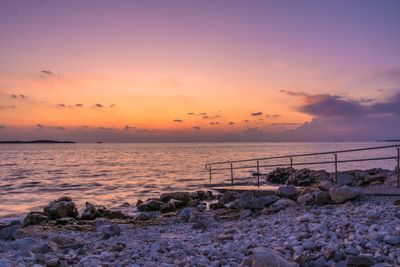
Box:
(205, 143), (400, 168)
(204, 143), (400, 188)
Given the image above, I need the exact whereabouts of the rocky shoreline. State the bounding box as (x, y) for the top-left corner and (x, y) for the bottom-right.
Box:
(1, 167), (400, 267)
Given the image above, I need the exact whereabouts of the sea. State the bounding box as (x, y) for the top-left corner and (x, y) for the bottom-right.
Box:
(0, 142), (399, 218)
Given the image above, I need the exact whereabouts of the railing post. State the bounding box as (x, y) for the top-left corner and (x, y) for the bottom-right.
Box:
(334, 154), (338, 183)
(290, 157), (293, 181)
(256, 160), (260, 189)
(397, 147), (400, 188)
(230, 163), (234, 185)
(209, 165), (212, 184)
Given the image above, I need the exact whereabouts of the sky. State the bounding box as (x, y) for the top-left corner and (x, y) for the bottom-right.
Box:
(1, 0), (400, 142)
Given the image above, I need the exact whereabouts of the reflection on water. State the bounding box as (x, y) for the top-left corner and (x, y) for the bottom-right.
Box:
(0, 142), (398, 217)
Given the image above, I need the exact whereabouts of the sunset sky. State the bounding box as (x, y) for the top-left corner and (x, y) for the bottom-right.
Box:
(1, 0), (400, 142)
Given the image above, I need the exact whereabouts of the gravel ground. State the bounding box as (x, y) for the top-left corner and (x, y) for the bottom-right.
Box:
(1, 196), (400, 267)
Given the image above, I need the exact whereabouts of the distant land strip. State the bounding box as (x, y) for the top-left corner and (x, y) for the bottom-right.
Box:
(0, 140), (76, 144)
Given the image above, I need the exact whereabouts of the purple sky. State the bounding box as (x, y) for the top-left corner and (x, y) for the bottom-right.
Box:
(0, 0), (400, 142)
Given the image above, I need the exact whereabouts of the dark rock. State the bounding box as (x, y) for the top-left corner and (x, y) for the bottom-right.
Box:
(81, 202), (97, 220)
(245, 247), (298, 267)
(224, 200), (242, 210)
(160, 202), (176, 214)
(32, 242), (57, 254)
(51, 235), (87, 250)
(297, 193), (314, 206)
(160, 192), (191, 203)
(318, 180), (335, 191)
(99, 224), (121, 239)
(270, 198), (297, 212)
(102, 209), (128, 219)
(335, 172), (355, 186)
(241, 196), (279, 210)
(137, 200), (163, 211)
(179, 207), (195, 222)
(22, 211), (50, 226)
(187, 199), (200, 207)
(43, 197), (78, 219)
(55, 217), (77, 226)
(346, 255), (376, 267)
(314, 191), (332, 205)
(0, 220), (21, 240)
(168, 199), (185, 209)
(276, 185), (298, 200)
(110, 242), (126, 252)
(329, 186), (361, 203)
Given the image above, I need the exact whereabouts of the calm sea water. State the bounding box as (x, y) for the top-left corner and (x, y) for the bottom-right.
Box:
(0, 142), (399, 218)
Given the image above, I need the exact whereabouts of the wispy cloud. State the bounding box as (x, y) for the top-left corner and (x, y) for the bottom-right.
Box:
(41, 70), (54, 76)
(173, 119), (184, 123)
(193, 126), (201, 130)
(251, 112), (263, 116)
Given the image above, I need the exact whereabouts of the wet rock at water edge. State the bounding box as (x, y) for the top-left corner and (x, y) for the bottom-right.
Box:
(81, 202), (97, 220)
(22, 211), (50, 226)
(43, 197), (79, 219)
(137, 200), (163, 211)
(160, 202), (177, 214)
(160, 192), (191, 203)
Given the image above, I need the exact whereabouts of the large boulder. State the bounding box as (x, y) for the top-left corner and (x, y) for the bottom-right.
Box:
(160, 192), (191, 203)
(0, 220), (21, 240)
(22, 211), (50, 226)
(270, 198), (297, 212)
(81, 202), (98, 220)
(329, 186), (361, 204)
(243, 247), (298, 267)
(43, 197), (78, 219)
(276, 185), (298, 200)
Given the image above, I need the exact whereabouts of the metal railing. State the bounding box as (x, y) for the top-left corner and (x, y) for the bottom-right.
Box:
(205, 144), (400, 188)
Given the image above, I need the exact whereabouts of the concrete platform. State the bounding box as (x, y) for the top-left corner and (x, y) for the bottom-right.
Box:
(361, 186), (400, 196)
(205, 183), (400, 196)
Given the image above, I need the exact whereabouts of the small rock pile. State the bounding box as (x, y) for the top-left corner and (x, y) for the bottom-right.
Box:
(266, 168), (330, 186)
(266, 167), (395, 187)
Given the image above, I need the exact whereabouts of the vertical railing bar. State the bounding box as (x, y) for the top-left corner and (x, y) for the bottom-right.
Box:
(289, 157), (293, 184)
(256, 160), (260, 189)
(209, 165), (212, 184)
(397, 147), (399, 188)
(334, 154), (338, 184)
(230, 163), (234, 185)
